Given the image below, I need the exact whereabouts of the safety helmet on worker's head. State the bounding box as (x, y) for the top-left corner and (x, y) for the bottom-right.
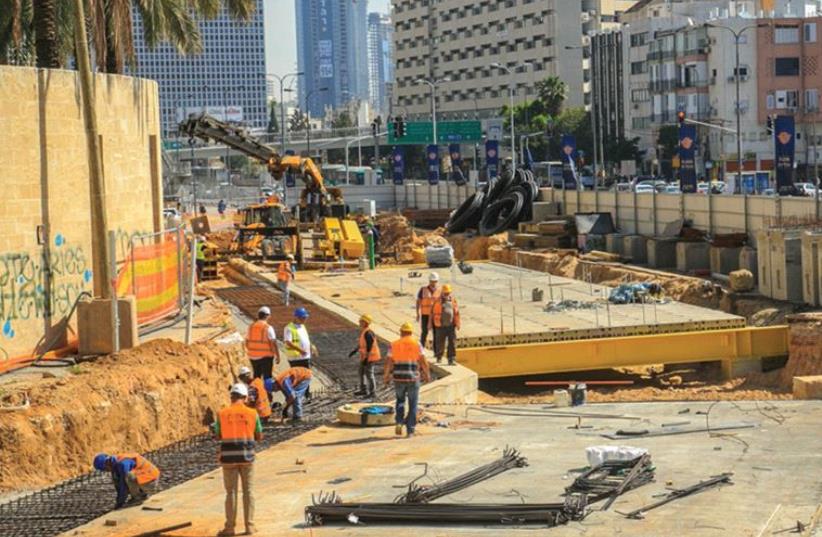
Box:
(287, 254), (295, 261)
(429, 272), (440, 282)
(238, 366), (252, 378)
(93, 453), (110, 472)
(360, 314), (373, 325)
(258, 306), (271, 316)
(400, 321), (414, 334)
(294, 307), (309, 319)
(230, 383), (249, 397)
(442, 284), (452, 294)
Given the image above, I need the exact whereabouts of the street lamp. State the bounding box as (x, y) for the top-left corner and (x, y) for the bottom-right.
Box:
(305, 87), (328, 156)
(268, 71), (304, 156)
(414, 77), (450, 149)
(491, 63), (518, 173)
(565, 45), (599, 181)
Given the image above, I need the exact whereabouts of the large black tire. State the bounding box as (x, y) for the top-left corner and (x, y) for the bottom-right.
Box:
(486, 169), (514, 203)
(447, 190), (485, 233)
(512, 183), (534, 223)
(479, 191), (525, 236)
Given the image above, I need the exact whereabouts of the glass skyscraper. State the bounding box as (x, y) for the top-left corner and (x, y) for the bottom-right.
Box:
(367, 12), (394, 118)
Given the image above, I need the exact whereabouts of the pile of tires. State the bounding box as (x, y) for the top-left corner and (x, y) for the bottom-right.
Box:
(446, 168), (539, 236)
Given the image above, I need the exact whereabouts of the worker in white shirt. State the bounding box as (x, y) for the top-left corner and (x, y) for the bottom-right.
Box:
(283, 307), (316, 400)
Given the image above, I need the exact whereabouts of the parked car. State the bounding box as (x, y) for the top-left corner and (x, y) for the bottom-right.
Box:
(664, 185), (681, 194)
(634, 184), (656, 194)
(795, 182), (819, 197)
(697, 182), (709, 194)
(761, 188), (776, 196)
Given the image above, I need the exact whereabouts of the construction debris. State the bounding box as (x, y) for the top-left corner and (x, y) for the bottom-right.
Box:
(619, 473), (734, 519)
(566, 454), (655, 510)
(544, 300), (602, 312)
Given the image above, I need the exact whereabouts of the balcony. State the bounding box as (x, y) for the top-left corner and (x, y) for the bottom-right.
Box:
(647, 50), (676, 61)
(650, 79), (677, 92)
(676, 79), (710, 89)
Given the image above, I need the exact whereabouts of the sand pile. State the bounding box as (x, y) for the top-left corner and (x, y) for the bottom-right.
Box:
(206, 230), (236, 252)
(0, 338), (244, 492)
(449, 233), (509, 261)
(376, 213), (448, 263)
(779, 313), (822, 388)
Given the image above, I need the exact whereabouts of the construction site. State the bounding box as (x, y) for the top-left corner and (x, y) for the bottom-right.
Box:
(2, 61), (822, 537)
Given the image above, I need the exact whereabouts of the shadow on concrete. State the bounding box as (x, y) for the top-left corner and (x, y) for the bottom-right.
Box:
(307, 436), (402, 448)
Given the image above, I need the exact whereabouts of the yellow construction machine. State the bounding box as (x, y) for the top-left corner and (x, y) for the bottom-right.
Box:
(179, 114), (364, 264)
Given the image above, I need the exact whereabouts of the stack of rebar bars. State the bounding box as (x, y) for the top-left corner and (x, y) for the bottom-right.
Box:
(565, 454), (655, 508)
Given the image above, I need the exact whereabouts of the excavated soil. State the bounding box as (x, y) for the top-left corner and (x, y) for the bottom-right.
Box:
(779, 312), (822, 388)
(0, 338), (243, 492)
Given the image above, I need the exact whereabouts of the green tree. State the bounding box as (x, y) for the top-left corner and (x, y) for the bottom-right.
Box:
(331, 110), (354, 129)
(657, 125), (679, 160)
(289, 109), (308, 132)
(532, 76), (567, 118)
(267, 99), (279, 134)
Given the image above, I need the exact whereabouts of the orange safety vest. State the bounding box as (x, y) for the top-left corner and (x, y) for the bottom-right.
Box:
(115, 453), (160, 485)
(246, 320), (275, 359)
(277, 261), (292, 282)
(248, 377), (272, 419)
(359, 328), (381, 363)
(431, 296), (460, 328)
(217, 401), (258, 464)
(276, 366), (313, 388)
(389, 336), (422, 383)
(418, 285), (441, 314)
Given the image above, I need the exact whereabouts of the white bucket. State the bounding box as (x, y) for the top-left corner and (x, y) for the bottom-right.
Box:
(553, 389), (570, 407)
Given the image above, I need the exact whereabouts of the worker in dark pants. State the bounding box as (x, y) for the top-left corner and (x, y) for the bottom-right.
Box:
(93, 453), (160, 509)
(415, 272), (441, 349)
(430, 284), (460, 365)
(349, 314), (381, 399)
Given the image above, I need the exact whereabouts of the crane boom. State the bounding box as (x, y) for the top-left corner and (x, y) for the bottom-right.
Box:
(178, 113), (326, 193)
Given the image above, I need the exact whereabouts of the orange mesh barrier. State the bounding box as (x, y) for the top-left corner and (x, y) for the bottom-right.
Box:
(116, 233), (182, 325)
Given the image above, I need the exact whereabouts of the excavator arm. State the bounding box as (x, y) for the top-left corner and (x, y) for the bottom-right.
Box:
(178, 113), (326, 194)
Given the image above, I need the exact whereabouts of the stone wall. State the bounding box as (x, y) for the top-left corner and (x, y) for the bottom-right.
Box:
(0, 66), (162, 361)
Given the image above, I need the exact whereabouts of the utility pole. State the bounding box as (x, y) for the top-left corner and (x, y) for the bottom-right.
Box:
(73, 0), (110, 298)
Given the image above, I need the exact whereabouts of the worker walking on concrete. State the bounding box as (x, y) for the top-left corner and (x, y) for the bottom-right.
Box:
(93, 452), (160, 509)
(384, 322), (430, 438)
(266, 366), (313, 423)
(348, 314), (381, 399)
(213, 383), (263, 536)
(238, 366), (272, 422)
(430, 284), (461, 366)
(284, 307), (316, 400)
(195, 236), (207, 280)
(277, 254), (296, 305)
(245, 306), (280, 381)
(416, 272), (441, 348)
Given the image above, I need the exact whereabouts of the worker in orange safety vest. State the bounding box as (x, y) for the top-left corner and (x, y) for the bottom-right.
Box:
(245, 306), (280, 381)
(383, 322), (430, 438)
(93, 452), (160, 509)
(267, 366), (313, 423)
(238, 365), (272, 421)
(276, 254), (295, 305)
(429, 283), (460, 365)
(348, 314), (381, 399)
(415, 272), (441, 348)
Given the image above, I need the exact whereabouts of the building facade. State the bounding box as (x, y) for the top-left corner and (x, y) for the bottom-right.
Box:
(131, 1), (268, 135)
(368, 13), (394, 118)
(295, 0), (369, 118)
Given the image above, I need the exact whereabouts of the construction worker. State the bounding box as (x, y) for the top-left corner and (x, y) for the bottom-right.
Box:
(238, 366), (272, 422)
(93, 452), (160, 509)
(430, 284), (461, 366)
(416, 272), (441, 348)
(284, 307), (315, 400)
(266, 366), (313, 422)
(245, 306), (280, 381)
(195, 236), (206, 280)
(384, 322), (430, 438)
(348, 314), (381, 399)
(277, 254), (296, 305)
(213, 383), (263, 537)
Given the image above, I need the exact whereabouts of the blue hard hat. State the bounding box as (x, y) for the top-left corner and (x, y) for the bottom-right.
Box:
(93, 453), (110, 471)
(294, 307), (309, 319)
(264, 377), (278, 393)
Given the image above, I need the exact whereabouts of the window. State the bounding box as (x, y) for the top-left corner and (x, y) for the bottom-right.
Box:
(631, 61), (646, 74)
(805, 23), (817, 43)
(774, 25), (799, 43)
(774, 89), (799, 109)
(806, 89), (819, 112)
(774, 57), (800, 76)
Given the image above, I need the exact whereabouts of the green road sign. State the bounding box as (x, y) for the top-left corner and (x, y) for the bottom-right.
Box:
(388, 120), (482, 145)
(163, 140), (183, 150)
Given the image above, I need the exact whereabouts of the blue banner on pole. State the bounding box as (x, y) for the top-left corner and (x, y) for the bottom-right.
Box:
(449, 143), (466, 185)
(392, 146), (404, 185)
(678, 125), (697, 193)
(485, 140), (499, 179)
(774, 115), (795, 195)
(427, 144), (440, 185)
(561, 134), (578, 189)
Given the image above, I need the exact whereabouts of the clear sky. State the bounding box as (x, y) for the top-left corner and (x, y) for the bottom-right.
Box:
(264, 0), (390, 83)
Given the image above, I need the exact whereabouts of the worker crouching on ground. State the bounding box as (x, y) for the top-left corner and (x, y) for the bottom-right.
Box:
(245, 306), (280, 381)
(384, 322), (430, 438)
(277, 254), (296, 305)
(416, 272), (441, 349)
(266, 366), (313, 423)
(213, 383), (263, 536)
(238, 366), (272, 422)
(92, 452), (160, 509)
(348, 314), (381, 399)
(284, 307), (316, 400)
(430, 284), (460, 365)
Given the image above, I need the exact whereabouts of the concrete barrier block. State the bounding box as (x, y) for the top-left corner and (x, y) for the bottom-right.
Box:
(78, 296), (139, 355)
(739, 246), (758, 282)
(710, 246), (742, 275)
(606, 234), (625, 256)
(647, 238), (678, 269)
(531, 201), (561, 222)
(622, 235), (647, 264)
(676, 241), (710, 272)
(793, 376), (822, 399)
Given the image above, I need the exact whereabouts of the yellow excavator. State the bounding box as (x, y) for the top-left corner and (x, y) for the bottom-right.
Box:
(179, 114), (364, 265)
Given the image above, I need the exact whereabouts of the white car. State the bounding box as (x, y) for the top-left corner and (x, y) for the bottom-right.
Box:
(634, 184), (656, 194)
(795, 182), (818, 196)
(664, 185), (680, 194)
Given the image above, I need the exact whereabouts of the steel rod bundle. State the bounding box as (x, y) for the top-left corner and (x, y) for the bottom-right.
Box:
(619, 473), (734, 519)
(565, 454), (655, 506)
(395, 447), (528, 504)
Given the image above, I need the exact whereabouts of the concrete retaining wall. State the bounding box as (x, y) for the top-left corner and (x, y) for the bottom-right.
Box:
(287, 182), (477, 213)
(0, 66), (163, 361)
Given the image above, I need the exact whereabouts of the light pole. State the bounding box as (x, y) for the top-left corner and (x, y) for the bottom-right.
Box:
(268, 71), (304, 156)
(414, 76), (450, 149)
(491, 63), (518, 173)
(305, 87), (328, 157)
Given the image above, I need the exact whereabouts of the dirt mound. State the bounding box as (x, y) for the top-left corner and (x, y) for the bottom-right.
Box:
(376, 213), (448, 263)
(0, 338), (243, 492)
(779, 313), (822, 388)
(206, 230), (236, 252)
(448, 232), (509, 261)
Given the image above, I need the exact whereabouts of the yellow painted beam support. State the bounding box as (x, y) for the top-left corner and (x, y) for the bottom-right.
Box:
(456, 325), (789, 379)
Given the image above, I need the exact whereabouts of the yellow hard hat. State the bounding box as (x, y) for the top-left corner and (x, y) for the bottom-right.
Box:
(400, 321), (414, 333)
(442, 284), (452, 293)
(360, 314), (373, 324)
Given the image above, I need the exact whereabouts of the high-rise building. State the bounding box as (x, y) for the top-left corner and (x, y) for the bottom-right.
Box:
(368, 12), (394, 118)
(295, 0), (369, 118)
(131, 1), (268, 135)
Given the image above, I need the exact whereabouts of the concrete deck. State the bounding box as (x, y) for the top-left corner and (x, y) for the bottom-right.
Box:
(287, 262), (744, 348)
(69, 400), (822, 536)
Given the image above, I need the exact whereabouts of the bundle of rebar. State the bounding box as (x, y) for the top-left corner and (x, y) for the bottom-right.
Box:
(395, 447), (529, 504)
(306, 492), (588, 526)
(619, 472), (734, 519)
(565, 454), (655, 507)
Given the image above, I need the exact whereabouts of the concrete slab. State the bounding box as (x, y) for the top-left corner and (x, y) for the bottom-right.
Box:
(605, 233), (625, 256)
(676, 242), (710, 273)
(646, 238), (678, 269)
(739, 246), (758, 283)
(531, 201), (561, 222)
(70, 401), (822, 537)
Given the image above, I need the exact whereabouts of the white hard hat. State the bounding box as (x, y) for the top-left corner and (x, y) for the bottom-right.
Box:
(429, 272), (440, 282)
(258, 306), (271, 316)
(230, 383), (249, 397)
(238, 366), (252, 377)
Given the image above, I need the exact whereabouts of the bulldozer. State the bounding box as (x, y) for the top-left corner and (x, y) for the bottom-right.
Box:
(179, 114), (364, 265)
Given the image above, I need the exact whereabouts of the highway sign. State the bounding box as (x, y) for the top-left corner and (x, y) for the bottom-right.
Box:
(388, 120), (482, 145)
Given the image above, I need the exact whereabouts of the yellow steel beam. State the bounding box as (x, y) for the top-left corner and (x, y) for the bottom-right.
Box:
(456, 325), (789, 379)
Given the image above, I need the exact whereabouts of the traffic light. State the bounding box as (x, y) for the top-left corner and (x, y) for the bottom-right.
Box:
(766, 115), (775, 135)
(371, 121), (377, 137)
(397, 116), (406, 138)
(677, 111), (686, 125)
(392, 119), (400, 138)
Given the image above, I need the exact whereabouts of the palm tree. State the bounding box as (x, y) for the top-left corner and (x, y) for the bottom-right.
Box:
(33, 0), (60, 67)
(0, 0), (34, 64)
(534, 76), (568, 118)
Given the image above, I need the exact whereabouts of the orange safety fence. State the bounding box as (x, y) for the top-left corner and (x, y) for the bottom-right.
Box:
(116, 232), (183, 326)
